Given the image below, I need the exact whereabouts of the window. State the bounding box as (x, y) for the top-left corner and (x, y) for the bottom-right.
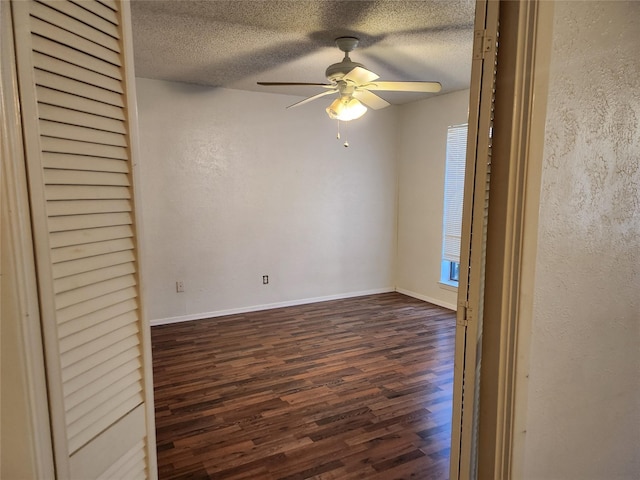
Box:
(441, 124), (468, 287)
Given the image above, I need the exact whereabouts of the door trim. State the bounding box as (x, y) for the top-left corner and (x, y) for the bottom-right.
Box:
(476, 1), (554, 478)
(1, 1), (54, 477)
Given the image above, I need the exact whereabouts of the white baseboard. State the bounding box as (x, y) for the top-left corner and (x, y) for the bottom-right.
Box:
(150, 287), (395, 326)
(395, 287), (457, 311)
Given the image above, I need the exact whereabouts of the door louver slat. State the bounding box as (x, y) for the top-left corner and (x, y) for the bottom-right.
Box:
(42, 137), (128, 159)
(55, 273), (136, 309)
(67, 404), (147, 479)
(39, 104), (126, 133)
(50, 224), (133, 249)
(57, 286), (138, 324)
(55, 263), (136, 294)
(37, 87), (125, 120)
(31, 36), (121, 79)
(62, 334), (140, 383)
(66, 368), (142, 425)
(48, 212), (133, 233)
(67, 386), (143, 453)
(37, 0), (120, 38)
(96, 439), (146, 480)
(59, 322), (139, 368)
(36, 69), (124, 106)
(39, 120), (128, 147)
(47, 186), (131, 203)
(97, 439), (146, 480)
(59, 300), (138, 344)
(96, 0), (118, 13)
(60, 310), (139, 355)
(30, 2), (120, 52)
(69, 0), (119, 24)
(43, 152), (129, 173)
(48, 199), (132, 217)
(44, 169), (130, 185)
(63, 344), (139, 395)
(52, 237), (134, 266)
(30, 15), (121, 65)
(34, 52), (124, 94)
(58, 300), (138, 345)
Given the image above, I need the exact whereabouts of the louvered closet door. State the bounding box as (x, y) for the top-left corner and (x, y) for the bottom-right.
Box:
(11, 1), (156, 478)
(449, 0), (499, 478)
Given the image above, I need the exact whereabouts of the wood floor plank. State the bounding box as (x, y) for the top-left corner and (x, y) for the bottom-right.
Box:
(152, 292), (455, 479)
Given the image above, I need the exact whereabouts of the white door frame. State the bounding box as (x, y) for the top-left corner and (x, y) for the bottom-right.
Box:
(477, 1), (554, 478)
(1, 1), (54, 477)
(451, 0), (555, 478)
(450, 0), (555, 478)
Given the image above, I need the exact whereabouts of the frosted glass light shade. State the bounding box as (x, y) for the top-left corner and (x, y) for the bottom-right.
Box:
(326, 97), (367, 121)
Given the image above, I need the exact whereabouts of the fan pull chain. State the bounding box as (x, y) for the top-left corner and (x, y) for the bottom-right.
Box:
(342, 121), (349, 147)
(336, 121), (350, 147)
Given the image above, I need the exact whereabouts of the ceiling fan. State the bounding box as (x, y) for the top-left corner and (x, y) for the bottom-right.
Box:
(257, 36), (442, 122)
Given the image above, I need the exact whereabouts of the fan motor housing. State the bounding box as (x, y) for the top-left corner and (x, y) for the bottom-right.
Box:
(325, 60), (365, 82)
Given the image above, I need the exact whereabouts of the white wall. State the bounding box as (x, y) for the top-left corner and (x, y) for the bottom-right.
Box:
(395, 90), (470, 310)
(521, 2), (640, 478)
(136, 78), (399, 323)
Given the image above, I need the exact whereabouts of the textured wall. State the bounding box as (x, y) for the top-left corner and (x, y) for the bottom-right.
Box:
(136, 78), (399, 322)
(522, 2), (640, 478)
(396, 89), (469, 309)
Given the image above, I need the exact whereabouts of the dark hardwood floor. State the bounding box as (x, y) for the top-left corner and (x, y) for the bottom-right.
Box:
(152, 292), (456, 479)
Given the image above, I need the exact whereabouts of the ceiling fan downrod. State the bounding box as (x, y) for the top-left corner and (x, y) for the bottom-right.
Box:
(325, 36), (365, 82)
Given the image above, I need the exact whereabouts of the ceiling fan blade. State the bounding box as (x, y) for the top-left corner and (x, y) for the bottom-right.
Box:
(258, 82), (334, 88)
(365, 81), (442, 93)
(353, 90), (390, 110)
(342, 66), (379, 85)
(286, 89), (337, 109)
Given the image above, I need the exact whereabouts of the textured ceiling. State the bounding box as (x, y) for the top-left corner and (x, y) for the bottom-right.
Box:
(130, 0), (475, 105)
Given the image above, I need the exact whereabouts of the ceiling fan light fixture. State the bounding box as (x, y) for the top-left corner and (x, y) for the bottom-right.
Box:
(326, 97), (367, 121)
(257, 35), (442, 128)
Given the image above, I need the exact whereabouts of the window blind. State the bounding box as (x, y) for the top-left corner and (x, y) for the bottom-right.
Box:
(442, 124), (468, 263)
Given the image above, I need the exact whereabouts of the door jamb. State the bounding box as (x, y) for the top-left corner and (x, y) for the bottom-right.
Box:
(476, 0), (554, 478)
(1, 1), (55, 477)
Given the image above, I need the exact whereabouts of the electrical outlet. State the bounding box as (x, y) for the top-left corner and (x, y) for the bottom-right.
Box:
(176, 281), (184, 293)
(262, 275), (269, 285)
